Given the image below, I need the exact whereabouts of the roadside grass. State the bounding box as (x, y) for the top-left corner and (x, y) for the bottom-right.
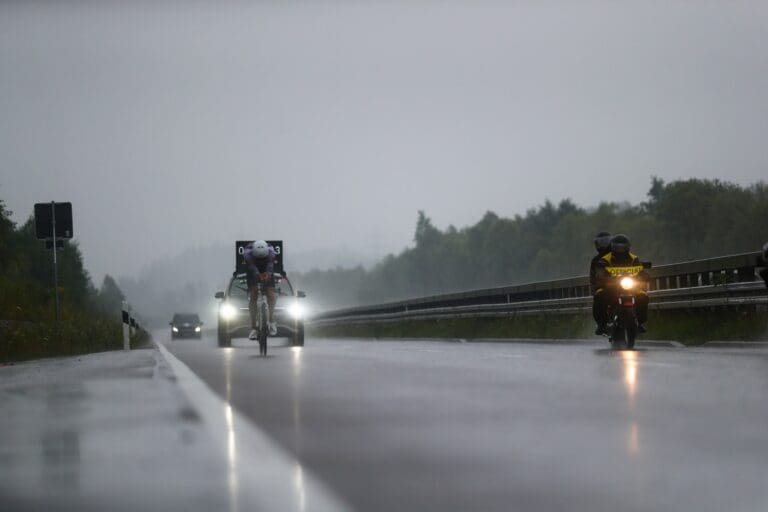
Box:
(310, 306), (768, 345)
(0, 308), (150, 363)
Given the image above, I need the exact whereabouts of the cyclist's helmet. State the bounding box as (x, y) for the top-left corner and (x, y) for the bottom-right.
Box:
(251, 240), (269, 259)
(594, 231), (612, 253)
(610, 234), (631, 255)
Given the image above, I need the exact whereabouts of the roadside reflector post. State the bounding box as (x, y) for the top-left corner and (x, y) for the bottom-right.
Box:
(122, 302), (130, 351)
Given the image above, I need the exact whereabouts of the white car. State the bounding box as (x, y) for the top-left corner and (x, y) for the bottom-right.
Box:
(215, 272), (306, 348)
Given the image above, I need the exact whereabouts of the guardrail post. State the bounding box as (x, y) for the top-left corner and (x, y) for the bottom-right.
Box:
(687, 273), (697, 287)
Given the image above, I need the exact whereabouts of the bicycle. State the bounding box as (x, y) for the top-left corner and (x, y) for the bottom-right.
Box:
(251, 280), (269, 356)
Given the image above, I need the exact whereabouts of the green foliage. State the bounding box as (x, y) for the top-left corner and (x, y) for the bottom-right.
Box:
(297, 177), (768, 307)
(96, 274), (126, 316)
(0, 198), (14, 271)
(0, 307), (123, 361)
(0, 196), (131, 361)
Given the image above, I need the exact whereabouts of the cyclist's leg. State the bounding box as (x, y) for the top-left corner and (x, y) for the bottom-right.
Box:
(247, 282), (259, 330)
(265, 286), (277, 322)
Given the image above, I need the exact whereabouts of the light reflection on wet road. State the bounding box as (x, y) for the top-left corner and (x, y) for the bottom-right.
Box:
(165, 335), (768, 512)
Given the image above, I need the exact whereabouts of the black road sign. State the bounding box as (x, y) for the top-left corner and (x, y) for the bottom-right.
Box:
(235, 240), (284, 275)
(34, 202), (73, 239)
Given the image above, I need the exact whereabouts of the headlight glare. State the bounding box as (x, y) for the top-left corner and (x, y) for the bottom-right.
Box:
(220, 303), (238, 321)
(172, 327), (179, 332)
(620, 277), (636, 290)
(288, 302), (305, 319)
(194, 326), (201, 332)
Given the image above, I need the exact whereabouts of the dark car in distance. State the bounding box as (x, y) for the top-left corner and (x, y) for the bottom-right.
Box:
(170, 313), (203, 339)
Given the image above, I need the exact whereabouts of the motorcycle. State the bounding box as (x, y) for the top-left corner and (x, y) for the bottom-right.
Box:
(603, 262), (651, 350)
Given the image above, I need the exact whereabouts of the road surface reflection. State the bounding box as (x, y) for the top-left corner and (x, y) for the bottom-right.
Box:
(620, 350), (640, 456)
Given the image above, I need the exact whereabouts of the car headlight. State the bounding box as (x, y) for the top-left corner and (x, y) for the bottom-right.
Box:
(172, 327), (179, 332)
(620, 277), (636, 290)
(288, 302), (305, 319)
(195, 326), (201, 332)
(220, 302), (238, 321)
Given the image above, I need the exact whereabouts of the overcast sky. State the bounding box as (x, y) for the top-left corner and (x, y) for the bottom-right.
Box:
(2, 0), (766, 281)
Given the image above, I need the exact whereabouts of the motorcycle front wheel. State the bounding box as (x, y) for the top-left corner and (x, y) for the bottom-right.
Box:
(616, 308), (637, 350)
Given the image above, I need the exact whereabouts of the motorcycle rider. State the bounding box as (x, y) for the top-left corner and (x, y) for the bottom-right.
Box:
(593, 234), (650, 334)
(244, 240), (278, 339)
(591, 232), (612, 334)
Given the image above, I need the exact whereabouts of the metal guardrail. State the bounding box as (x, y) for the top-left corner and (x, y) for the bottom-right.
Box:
(311, 252), (767, 325)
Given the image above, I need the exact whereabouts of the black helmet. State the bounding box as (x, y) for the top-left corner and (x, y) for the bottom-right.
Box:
(610, 234), (631, 254)
(594, 231), (612, 253)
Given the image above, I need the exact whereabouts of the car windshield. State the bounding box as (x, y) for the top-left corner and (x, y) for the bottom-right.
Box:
(172, 314), (199, 324)
(228, 277), (249, 301)
(275, 276), (295, 297)
(228, 275), (295, 300)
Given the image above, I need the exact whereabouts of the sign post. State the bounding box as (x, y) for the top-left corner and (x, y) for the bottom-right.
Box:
(51, 202), (59, 323)
(34, 202), (73, 327)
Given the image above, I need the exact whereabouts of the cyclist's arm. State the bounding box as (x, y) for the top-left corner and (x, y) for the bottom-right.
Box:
(264, 246), (276, 275)
(244, 251), (260, 278)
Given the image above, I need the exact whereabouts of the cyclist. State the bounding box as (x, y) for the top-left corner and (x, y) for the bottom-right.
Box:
(594, 234), (650, 334)
(244, 240), (278, 339)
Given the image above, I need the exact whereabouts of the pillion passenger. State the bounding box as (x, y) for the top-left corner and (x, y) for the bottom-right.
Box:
(590, 231), (612, 334)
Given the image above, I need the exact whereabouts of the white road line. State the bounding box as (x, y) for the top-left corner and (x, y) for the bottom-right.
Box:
(157, 342), (352, 512)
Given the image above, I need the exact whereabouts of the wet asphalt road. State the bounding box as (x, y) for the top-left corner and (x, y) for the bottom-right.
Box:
(163, 334), (768, 512)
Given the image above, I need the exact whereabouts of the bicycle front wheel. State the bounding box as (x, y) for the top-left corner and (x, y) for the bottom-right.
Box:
(258, 302), (268, 356)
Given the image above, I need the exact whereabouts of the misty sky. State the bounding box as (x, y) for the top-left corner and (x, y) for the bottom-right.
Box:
(2, 1), (766, 281)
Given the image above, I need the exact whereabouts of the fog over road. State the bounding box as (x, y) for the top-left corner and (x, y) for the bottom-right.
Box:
(163, 334), (768, 512)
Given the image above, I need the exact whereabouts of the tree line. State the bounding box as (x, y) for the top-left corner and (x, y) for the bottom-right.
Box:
(0, 196), (129, 360)
(295, 177), (768, 309)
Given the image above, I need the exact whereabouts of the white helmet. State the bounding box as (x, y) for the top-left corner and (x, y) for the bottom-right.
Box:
(251, 240), (269, 259)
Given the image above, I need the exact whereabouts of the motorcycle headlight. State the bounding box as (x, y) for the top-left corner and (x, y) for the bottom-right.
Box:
(220, 303), (238, 321)
(288, 302), (305, 319)
(172, 327), (179, 332)
(620, 277), (636, 290)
